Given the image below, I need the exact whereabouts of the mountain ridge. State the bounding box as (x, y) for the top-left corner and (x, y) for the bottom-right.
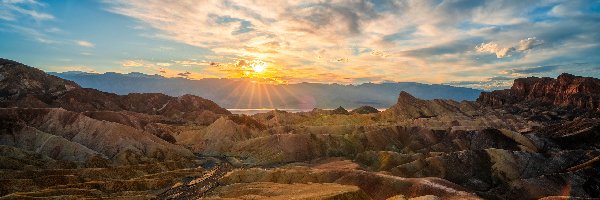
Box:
(48, 70), (484, 109)
(478, 73), (600, 111)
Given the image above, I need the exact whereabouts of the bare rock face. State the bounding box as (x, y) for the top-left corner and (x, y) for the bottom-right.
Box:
(0, 122), (102, 163)
(0, 108), (194, 165)
(50, 89), (231, 118)
(350, 105), (380, 114)
(0, 58), (79, 104)
(331, 106), (350, 115)
(0, 59), (230, 120)
(478, 73), (600, 111)
(219, 166), (481, 200)
(379, 91), (535, 131)
(383, 91), (479, 119)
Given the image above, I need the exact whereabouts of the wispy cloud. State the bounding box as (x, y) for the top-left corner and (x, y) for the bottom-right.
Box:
(0, 0), (54, 21)
(121, 60), (144, 67)
(2, 24), (57, 43)
(76, 40), (95, 48)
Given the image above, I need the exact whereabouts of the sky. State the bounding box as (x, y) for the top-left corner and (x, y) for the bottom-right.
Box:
(1, 0), (599, 90)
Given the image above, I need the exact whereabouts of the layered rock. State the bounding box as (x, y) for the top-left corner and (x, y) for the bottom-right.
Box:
(0, 108), (194, 165)
(178, 116), (259, 155)
(382, 91), (480, 119)
(219, 165), (481, 200)
(0, 160), (205, 199)
(478, 73), (600, 111)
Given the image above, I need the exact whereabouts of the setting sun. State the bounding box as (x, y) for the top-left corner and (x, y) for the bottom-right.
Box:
(251, 61), (266, 73)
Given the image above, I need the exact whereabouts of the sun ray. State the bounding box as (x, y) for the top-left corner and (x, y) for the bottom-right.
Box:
(261, 83), (275, 109)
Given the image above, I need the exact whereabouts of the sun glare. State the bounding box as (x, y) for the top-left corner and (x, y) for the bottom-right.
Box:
(251, 61), (266, 73)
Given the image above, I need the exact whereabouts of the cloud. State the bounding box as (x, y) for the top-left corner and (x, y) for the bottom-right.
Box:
(47, 65), (97, 73)
(476, 42), (515, 58)
(517, 37), (544, 51)
(76, 40), (95, 47)
(156, 62), (171, 67)
(121, 60), (144, 67)
(100, 0), (600, 88)
(476, 37), (544, 58)
(0, 0), (54, 21)
(1, 24), (57, 44)
(177, 71), (191, 77)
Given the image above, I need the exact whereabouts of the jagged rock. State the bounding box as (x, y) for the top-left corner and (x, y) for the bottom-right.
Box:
(177, 116), (264, 155)
(379, 91), (535, 131)
(0, 108), (194, 164)
(478, 73), (600, 111)
(331, 106), (350, 115)
(351, 105), (380, 114)
(392, 149), (599, 193)
(0, 59), (231, 121)
(0, 58), (79, 103)
(0, 122), (103, 163)
(534, 118), (600, 150)
(382, 91), (478, 119)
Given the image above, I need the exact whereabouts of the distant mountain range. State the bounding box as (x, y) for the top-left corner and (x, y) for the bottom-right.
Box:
(49, 71), (484, 109)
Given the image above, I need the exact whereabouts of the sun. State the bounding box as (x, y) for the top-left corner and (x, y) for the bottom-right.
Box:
(251, 61), (266, 73)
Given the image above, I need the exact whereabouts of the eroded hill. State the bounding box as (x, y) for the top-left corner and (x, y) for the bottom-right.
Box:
(1, 59), (599, 200)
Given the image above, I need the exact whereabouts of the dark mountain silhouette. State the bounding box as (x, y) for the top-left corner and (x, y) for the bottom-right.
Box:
(49, 71), (484, 109)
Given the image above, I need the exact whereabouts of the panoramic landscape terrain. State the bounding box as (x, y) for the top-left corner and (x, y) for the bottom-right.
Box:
(1, 0), (600, 200)
(2, 59), (600, 199)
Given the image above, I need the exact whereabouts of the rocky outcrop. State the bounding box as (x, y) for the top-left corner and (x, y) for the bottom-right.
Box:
(382, 91), (479, 119)
(331, 106), (350, 115)
(0, 122), (102, 163)
(219, 166), (481, 200)
(211, 126), (538, 165)
(0, 59), (230, 121)
(351, 105), (380, 114)
(0, 108), (194, 165)
(180, 116), (257, 155)
(379, 91), (536, 131)
(0, 160), (205, 199)
(50, 89), (231, 118)
(0, 58), (79, 104)
(533, 118), (600, 150)
(478, 73), (600, 111)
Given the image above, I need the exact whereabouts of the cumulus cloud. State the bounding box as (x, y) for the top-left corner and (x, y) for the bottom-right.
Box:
(476, 42), (515, 58)
(476, 37), (544, 58)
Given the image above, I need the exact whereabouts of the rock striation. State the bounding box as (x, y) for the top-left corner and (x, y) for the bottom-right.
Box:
(478, 73), (600, 111)
(2, 58), (600, 200)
